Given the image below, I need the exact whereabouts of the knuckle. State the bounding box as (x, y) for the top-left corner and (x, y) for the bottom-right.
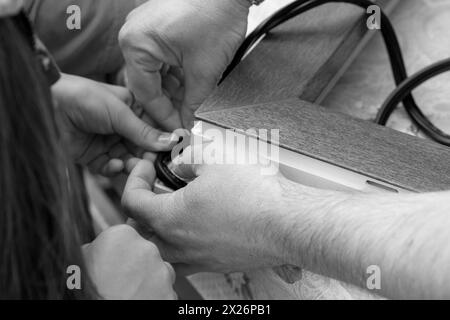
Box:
(141, 241), (160, 256)
(106, 224), (138, 239)
(118, 24), (137, 50)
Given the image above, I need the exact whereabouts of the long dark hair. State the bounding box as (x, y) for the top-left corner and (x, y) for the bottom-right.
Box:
(0, 15), (95, 299)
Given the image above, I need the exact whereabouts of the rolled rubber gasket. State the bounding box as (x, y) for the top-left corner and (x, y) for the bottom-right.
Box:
(154, 152), (188, 191)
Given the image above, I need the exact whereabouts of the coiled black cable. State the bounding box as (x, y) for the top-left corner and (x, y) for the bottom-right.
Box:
(221, 0), (450, 146)
(376, 58), (450, 144)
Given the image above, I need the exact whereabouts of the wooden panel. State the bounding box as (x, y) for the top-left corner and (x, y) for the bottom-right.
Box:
(198, 0), (398, 114)
(198, 98), (450, 193)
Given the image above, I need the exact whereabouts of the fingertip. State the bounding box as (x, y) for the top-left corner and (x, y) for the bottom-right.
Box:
(174, 128), (191, 137)
(101, 159), (125, 177)
(122, 160), (176, 228)
(157, 132), (181, 149)
(125, 157), (141, 174)
(134, 122), (180, 153)
(143, 152), (157, 163)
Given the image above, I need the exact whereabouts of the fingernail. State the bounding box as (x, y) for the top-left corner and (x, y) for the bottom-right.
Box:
(158, 133), (179, 144)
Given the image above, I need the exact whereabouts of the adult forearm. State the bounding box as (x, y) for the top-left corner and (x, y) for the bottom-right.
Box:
(280, 181), (450, 299)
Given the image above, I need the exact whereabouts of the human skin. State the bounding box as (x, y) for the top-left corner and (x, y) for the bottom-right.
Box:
(118, 0), (251, 130)
(83, 225), (177, 300)
(122, 160), (450, 300)
(53, 73), (179, 176)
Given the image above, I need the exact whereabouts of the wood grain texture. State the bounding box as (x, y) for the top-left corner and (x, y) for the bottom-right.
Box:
(198, 98), (450, 193)
(188, 0), (450, 301)
(197, 0), (397, 114)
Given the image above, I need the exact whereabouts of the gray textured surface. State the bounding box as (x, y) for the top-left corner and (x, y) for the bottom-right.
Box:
(198, 0), (397, 114)
(322, 0), (450, 136)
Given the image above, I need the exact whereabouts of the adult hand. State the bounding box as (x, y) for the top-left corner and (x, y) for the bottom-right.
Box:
(83, 225), (177, 300)
(118, 0), (251, 130)
(122, 160), (295, 274)
(53, 74), (179, 176)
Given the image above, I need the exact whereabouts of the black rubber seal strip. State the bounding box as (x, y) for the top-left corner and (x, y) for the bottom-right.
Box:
(154, 152), (187, 191)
